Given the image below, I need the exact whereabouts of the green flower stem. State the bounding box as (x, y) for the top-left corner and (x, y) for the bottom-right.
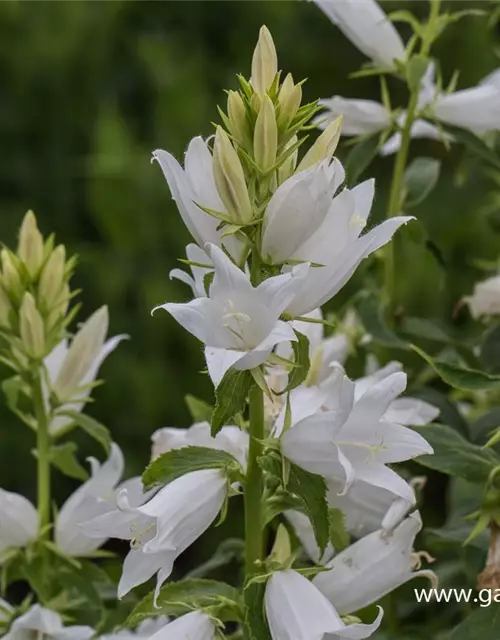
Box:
(384, 0), (441, 307)
(33, 368), (51, 539)
(244, 249), (265, 580)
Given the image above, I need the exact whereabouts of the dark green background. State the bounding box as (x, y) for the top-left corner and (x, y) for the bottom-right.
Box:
(0, 0), (498, 510)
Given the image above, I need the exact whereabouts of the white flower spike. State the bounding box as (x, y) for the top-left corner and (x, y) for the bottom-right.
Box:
(313, 512), (437, 614)
(154, 243), (308, 385)
(265, 569), (383, 640)
(3, 604), (94, 640)
(311, 0), (405, 69)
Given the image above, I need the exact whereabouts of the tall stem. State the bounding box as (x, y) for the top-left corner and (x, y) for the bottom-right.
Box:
(384, 0), (441, 306)
(33, 369), (51, 539)
(244, 250), (265, 578)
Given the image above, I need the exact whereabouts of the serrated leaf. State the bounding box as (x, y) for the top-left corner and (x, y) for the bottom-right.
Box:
(329, 508), (349, 552)
(185, 394), (213, 423)
(412, 345), (500, 391)
(244, 580), (272, 640)
(404, 157), (441, 207)
(49, 442), (89, 481)
(59, 410), (111, 454)
(413, 424), (500, 484)
(262, 456), (330, 555)
(211, 368), (253, 436)
(344, 134), (380, 186)
(449, 603), (500, 639)
(127, 579), (242, 627)
(275, 331), (310, 395)
(142, 445), (240, 490)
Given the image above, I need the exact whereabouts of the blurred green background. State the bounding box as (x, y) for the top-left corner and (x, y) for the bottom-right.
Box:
(0, 0), (499, 518)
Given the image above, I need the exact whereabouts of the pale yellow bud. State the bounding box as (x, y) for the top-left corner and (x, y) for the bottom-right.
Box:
(254, 95), (278, 174)
(278, 73), (302, 129)
(296, 117), (343, 172)
(251, 26), (278, 94)
(227, 91), (251, 147)
(0, 285), (12, 328)
(278, 135), (299, 184)
(250, 93), (262, 114)
(38, 245), (66, 311)
(212, 127), (253, 224)
(54, 305), (108, 400)
(270, 524), (292, 565)
(46, 283), (70, 332)
(1, 249), (23, 300)
(19, 292), (46, 359)
(18, 211), (44, 278)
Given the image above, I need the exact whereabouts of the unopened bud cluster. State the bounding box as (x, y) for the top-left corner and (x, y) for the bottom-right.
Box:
(214, 26), (342, 230)
(0, 211), (75, 367)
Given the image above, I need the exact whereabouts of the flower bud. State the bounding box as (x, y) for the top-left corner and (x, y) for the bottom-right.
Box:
(19, 292), (46, 359)
(38, 245), (66, 311)
(227, 91), (251, 147)
(278, 135), (298, 184)
(17, 211), (44, 278)
(297, 117), (343, 172)
(54, 305), (108, 400)
(251, 25), (278, 94)
(212, 126), (253, 224)
(1, 249), (23, 301)
(254, 95), (278, 174)
(278, 74), (302, 129)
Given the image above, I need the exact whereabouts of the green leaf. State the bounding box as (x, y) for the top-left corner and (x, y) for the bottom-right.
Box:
(244, 580), (272, 640)
(329, 508), (349, 552)
(185, 394), (213, 423)
(142, 445), (240, 490)
(127, 578), (242, 627)
(471, 408), (500, 445)
(440, 123), (500, 170)
(404, 157), (441, 207)
(412, 345), (500, 391)
(262, 456), (330, 555)
(344, 134), (380, 186)
(49, 442), (89, 481)
(211, 368), (253, 436)
(449, 603), (500, 639)
(413, 424), (500, 484)
(400, 316), (451, 343)
(405, 55), (429, 93)
(59, 410), (111, 454)
(186, 538), (245, 579)
(275, 330), (310, 395)
(480, 324), (500, 373)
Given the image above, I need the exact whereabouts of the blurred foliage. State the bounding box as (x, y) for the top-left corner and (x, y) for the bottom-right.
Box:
(1, 2), (500, 630)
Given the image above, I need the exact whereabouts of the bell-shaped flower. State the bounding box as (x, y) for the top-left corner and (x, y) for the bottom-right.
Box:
(3, 604), (94, 640)
(311, 0), (405, 69)
(82, 469), (228, 601)
(154, 244), (308, 386)
(55, 443), (126, 556)
(44, 306), (127, 436)
(482, 67), (500, 90)
(151, 421), (249, 470)
(261, 159), (345, 264)
(0, 488), (37, 554)
(270, 180), (411, 316)
(466, 274), (500, 319)
(313, 512), (436, 614)
(265, 569), (383, 640)
(280, 368), (432, 501)
(433, 84), (500, 135)
(148, 611), (216, 640)
(152, 138), (244, 262)
(316, 97), (390, 137)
